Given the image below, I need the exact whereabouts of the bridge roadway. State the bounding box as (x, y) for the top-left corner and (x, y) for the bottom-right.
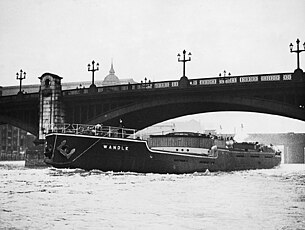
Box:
(0, 70), (304, 137)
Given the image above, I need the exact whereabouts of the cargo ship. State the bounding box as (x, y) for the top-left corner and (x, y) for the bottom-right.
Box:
(44, 123), (281, 173)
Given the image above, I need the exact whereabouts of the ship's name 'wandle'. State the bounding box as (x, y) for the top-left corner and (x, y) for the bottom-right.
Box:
(102, 144), (129, 151)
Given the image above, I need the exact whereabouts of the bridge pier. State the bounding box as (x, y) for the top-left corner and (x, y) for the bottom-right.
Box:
(38, 73), (65, 140)
(25, 73), (65, 167)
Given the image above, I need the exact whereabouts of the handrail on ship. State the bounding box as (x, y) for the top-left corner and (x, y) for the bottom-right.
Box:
(45, 123), (137, 139)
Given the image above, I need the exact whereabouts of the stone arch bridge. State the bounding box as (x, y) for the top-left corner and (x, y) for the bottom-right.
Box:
(0, 70), (304, 140)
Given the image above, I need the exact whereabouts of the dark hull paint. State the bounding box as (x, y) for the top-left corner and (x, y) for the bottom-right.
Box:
(44, 133), (281, 173)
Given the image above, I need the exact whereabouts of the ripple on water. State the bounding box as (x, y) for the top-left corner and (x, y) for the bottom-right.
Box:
(0, 162), (304, 229)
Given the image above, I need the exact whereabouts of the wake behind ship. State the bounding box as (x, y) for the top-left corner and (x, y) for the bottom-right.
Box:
(44, 124), (281, 173)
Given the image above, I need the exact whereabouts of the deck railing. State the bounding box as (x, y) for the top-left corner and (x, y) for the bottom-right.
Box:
(45, 123), (137, 139)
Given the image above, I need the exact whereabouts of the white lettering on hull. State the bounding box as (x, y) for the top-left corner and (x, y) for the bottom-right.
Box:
(103, 144), (129, 151)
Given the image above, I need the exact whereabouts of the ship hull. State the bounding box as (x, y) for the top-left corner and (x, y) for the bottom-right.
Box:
(44, 133), (281, 173)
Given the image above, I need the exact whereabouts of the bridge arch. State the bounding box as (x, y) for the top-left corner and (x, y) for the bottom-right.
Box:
(87, 95), (304, 130)
(0, 115), (38, 136)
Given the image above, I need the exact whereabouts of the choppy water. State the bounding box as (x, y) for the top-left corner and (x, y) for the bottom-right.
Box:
(0, 162), (304, 230)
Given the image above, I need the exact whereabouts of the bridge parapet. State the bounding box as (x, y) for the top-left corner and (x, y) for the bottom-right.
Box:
(0, 72), (300, 98)
(61, 72), (297, 97)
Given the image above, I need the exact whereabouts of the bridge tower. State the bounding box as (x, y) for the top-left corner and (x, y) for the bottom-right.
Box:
(38, 73), (65, 140)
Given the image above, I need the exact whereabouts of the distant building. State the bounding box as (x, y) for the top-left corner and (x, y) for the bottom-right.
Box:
(204, 129), (217, 135)
(0, 124), (29, 160)
(103, 62), (121, 86)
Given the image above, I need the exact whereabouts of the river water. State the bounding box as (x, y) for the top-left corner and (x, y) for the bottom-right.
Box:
(0, 162), (304, 230)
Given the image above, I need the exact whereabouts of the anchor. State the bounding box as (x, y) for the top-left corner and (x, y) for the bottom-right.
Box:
(57, 140), (76, 159)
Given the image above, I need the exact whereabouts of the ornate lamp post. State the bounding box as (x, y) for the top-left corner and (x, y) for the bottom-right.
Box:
(16, 69), (26, 94)
(88, 60), (99, 87)
(177, 50), (192, 77)
(290, 38), (305, 70)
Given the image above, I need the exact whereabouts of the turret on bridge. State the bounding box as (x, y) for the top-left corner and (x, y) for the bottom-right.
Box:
(38, 73), (65, 140)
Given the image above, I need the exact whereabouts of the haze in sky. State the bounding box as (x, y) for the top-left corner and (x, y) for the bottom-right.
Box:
(0, 0), (305, 133)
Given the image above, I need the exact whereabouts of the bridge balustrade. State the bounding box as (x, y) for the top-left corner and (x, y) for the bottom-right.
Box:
(60, 72), (294, 96)
(0, 72), (296, 99)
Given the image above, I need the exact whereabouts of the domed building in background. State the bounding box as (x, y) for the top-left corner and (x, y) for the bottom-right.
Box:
(102, 62), (120, 86)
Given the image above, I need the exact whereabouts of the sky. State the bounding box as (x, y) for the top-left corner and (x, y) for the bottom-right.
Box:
(0, 0), (305, 133)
